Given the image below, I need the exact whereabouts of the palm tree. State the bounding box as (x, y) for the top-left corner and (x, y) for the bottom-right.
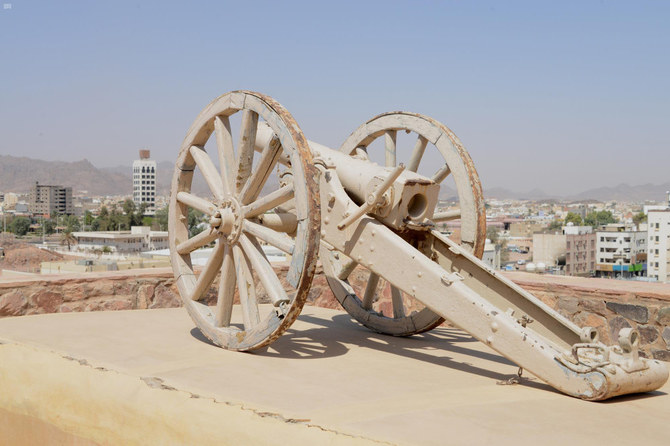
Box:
(60, 229), (78, 251)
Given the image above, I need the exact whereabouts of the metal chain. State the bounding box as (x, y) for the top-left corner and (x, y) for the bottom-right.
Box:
(496, 367), (524, 386)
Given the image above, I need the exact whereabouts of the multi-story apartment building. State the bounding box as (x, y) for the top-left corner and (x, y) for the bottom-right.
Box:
(565, 226), (596, 276)
(595, 224), (647, 278)
(28, 182), (74, 217)
(647, 210), (670, 282)
(132, 149), (157, 216)
(531, 225), (596, 276)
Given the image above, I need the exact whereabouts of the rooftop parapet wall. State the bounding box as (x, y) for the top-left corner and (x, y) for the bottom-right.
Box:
(1, 268), (669, 360)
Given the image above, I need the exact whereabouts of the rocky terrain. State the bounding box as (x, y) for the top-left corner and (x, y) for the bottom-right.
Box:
(0, 235), (75, 273)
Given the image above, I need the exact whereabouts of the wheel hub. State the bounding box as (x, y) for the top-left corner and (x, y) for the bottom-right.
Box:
(210, 197), (242, 244)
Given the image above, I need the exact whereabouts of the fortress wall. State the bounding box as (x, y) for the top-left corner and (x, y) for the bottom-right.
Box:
(1, 268), (669, 360)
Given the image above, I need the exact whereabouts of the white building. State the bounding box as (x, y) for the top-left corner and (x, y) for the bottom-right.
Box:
(483, 240), (501, 270)
(72, 226), (168, 253)
(648, 210), (670, 282)
(595, 224), (647, 278)
(132, 149), (157, 215)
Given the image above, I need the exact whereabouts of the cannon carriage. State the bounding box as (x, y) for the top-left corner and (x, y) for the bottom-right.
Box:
(169, 91), (668, 401)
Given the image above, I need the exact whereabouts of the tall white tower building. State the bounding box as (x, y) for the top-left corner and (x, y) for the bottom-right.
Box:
(647, 191), (670, 283)
(132, 149), (156, 216)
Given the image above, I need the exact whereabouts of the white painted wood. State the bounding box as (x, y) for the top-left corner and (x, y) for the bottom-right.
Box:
(232, 243), (260, 329)
(432, 209), (461, 222)
(239, 135), (282, 205)
(190, 240), (225, 301)
(406, 135), (428, 173)
(235, 110), (259, 194)
(239, 234), (290, 306)
(362, 273), (380, 310)
(176, 229), (219, 255)
(432, 164), (451, 184)
(384, 130), (397, 168)
(242, 220), (294, 254)
(256, 213), (298, 234)
(215, 244), (236, 327)
(242, 184), (295, 218)
(391, 285), (405, 318)
(176, 191), (217, 216)
(189, 146), (226, 201)
(214, 115), (235, 195)
(169, 91), (320, 351)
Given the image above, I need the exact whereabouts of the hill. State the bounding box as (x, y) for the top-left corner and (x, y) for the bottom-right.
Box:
(0, 155), (130, 196)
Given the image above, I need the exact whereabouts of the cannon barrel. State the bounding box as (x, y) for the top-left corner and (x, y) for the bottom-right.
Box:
(254, 122), (440, 230)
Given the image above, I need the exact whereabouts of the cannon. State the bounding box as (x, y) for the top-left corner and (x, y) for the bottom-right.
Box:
(168, 91), (668, 401)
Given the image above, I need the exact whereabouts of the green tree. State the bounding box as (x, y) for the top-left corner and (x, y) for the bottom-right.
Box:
(43, 219), (57, 235)
(154, 205), (169, 231)
(64, 215), (81, 232)
(188, 208), (206, 237)
(9, 217), (31, 236)
(486, 226), (500, 244)
(584, 210), (616, 228)
(60, 229), (78, 251)
(564, 212), (583, 226)
(84, 211), (95, 228)
(548, 219), (563, 231)
(632, 212), (647, 226)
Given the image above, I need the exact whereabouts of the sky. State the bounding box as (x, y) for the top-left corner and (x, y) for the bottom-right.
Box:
(0, 0), (668, 195)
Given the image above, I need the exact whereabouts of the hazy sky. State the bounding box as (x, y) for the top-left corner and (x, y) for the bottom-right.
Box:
(0, 0), (668, 195)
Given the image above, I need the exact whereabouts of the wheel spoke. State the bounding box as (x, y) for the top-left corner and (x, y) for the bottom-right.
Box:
(406, 135), (428, 173)
(239, 134), (282, 205)
(362, 272), (380, 310)
(257, 213), (298, 234)
(384, 130), (397, 167)
(242, 184), (295, 219)
(243, 220), (294, 255)
(433, 209), (461, 222)
(189, 240), (225, 301)
(215, 244), (236, 327)
(176, 191), (217, 215)
(336, 257), (358, 280)
(239, 234), (290, 307)
(189, 146), (226, 201)
(176, 229), (219, 255)
(235, 110), (259, 194)
(232, 243), (260, 329)
(432, 164), (451, 184)
(214, 115), (235, 195)
(391, 285), (405, 318)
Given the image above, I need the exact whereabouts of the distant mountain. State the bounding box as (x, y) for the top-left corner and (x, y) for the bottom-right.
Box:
(568, 183), (670, 202)
(0, 155), (276, 198)
(0, 155), (130, 196)
(2, 154), (669, 203)
(484, 187), (557, 201)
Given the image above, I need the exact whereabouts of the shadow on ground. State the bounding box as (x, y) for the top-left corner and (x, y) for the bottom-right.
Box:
(191, 309), (557, 395)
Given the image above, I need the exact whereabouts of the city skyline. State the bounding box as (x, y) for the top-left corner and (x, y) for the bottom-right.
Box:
(1, 1), (668, 195)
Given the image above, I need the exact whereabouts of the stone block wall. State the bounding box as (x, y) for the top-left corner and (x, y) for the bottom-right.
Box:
(1, 268), (670, 361)
(507, 272), (670, 361)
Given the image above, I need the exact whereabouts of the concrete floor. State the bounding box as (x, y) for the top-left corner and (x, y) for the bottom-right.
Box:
(0, 306), (668, 445)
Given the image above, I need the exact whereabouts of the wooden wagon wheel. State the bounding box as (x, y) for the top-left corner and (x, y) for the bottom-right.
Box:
(322, 112), (486, 336)
(169, 91), (320, 351)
